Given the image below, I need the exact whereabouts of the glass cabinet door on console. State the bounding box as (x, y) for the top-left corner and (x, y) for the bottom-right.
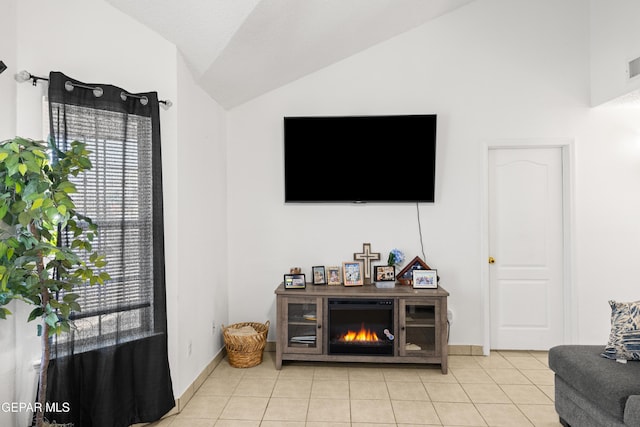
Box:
(398, 298), (439, 357)
(280, 296), (323, 354)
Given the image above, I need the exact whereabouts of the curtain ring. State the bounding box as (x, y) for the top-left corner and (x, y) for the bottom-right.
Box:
(93, 87), (104, 98)
(140, 96), (148, 106)
(64, 81), (74, 92)
(120, 91), (128, 102)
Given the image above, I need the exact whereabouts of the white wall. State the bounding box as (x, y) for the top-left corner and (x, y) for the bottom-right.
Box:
(0, 0), (17, 140)
(7, 2), (231, 422)
(0, 1), (19, 425)
(590, 0), (640, 106)
(572, 105), (640, 340)
(176, 51), (229, 391)
(11, 0), (203, 424)
(4, 0), (640, 424)
(227, 0), (640, 347)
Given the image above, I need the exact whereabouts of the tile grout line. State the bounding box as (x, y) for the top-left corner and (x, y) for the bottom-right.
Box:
(154, 351), (558, 426)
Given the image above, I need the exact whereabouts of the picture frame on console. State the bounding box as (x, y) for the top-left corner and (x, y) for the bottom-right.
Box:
(284, 273), (306, 289)
(397, 256), (432, 286)
(327, 266), (342, 285)
(312, 266), (326, 285)
(413, 269), (438, 289)
(342, 261), (364, 286)
(374, 265), (395, 282)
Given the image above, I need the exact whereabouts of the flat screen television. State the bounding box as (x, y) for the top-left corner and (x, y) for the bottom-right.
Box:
(283, 114), (437, 203)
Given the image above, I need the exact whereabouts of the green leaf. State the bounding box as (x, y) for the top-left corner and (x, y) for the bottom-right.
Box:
(31, 149), (46, 159)
(20, 151), (34, 162)
(76, 156), (91, 168)
(59, 321), (70, 333)
(40, 228), (52, 241)
(27, 307), (43, 322)
(45, 312), (58, 327)
(26, 159), (41, 173)
(45, 207), (60, 223)
(62, 293), (80, 303)
(53, 191), (67, 203)
(0, 137), (108, 339)
(31, 198), (44, 211)
(18, 211), (30, 227)
(5, 153), (18, 168)
(23, 186), (40, 200)
(57, 181), (77, 194)
(10, 200), (26, 214)
(0, 203), (8, 220)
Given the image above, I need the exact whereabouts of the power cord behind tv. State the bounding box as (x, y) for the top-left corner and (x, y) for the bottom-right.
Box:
(417, 202), (449, 345)
(416, 202), (427, 261)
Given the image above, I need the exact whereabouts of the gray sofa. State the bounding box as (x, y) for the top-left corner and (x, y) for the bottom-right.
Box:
(549, 345), (640, 426)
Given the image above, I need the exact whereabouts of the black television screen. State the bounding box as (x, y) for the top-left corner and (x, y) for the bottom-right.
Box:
(283, 114), (437, 203)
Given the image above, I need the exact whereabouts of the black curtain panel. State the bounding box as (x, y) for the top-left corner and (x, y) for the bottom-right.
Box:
(45, 71), (174, 427)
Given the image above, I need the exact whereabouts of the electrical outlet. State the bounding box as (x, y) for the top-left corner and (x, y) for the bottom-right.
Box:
(447, 308), (453, 323)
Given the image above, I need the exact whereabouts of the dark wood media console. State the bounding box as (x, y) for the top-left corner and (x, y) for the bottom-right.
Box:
(274, 283), (449, 373)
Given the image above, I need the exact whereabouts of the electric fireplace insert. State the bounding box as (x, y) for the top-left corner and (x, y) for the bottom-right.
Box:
(328, 298), (394, 355)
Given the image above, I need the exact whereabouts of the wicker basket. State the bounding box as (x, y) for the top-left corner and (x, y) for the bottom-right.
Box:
(222, 320), (270, 368)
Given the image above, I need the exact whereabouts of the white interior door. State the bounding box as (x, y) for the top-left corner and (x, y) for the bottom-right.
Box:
(489, 147), (564, 350)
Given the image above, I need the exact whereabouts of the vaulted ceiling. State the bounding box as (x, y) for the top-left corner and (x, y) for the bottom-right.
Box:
(106, 0), (476, 109)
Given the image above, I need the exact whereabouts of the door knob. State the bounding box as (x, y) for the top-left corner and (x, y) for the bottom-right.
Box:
(488, 257), (495, 264)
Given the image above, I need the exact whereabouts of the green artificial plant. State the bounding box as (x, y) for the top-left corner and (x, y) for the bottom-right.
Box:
(0, 137), (109, 427)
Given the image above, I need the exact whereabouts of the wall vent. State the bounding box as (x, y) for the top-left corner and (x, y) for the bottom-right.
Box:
(629, 56), (640, 80)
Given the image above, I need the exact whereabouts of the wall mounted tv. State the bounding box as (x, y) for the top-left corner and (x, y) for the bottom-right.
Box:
(283, 114), (437, 203)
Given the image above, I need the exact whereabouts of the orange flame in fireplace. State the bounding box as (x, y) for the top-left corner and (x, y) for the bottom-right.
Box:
(338, 323), (380, 342)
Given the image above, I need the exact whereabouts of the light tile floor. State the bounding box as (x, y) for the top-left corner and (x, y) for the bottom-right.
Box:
(143, 350), (561, 427)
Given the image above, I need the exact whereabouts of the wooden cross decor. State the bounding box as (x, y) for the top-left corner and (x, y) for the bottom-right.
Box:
(354, 243), (381, 284)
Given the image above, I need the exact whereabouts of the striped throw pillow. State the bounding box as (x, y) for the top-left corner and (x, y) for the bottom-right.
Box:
(602, 300), (640, 361)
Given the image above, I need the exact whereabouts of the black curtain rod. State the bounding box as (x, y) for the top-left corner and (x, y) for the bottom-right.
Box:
(15, 70), (173, 109)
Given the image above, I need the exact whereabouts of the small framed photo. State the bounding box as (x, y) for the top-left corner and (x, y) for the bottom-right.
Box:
(312, 266), (326, 285)
(326, 266), (342, 285)
(374, 265), (396, 282)
(342, 261), (364, 287)
(412, 269), (438, 289)
(284, 273), (306, 289)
